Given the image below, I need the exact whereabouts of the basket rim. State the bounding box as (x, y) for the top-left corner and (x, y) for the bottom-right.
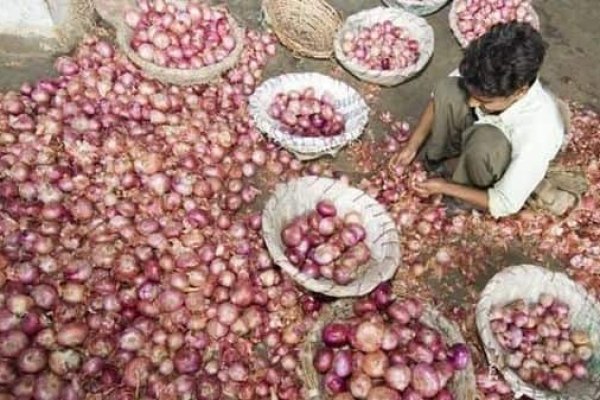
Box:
(448, 1), (541, 48)
(116, 9), (245, 85)
(262, 0), (343, 59)
(248, 72), (370, 156)
(261, 176), (401, 298)
(383, 0), (448, 8)
(475, 264), (600, 400)
(333, 6), (435, 85)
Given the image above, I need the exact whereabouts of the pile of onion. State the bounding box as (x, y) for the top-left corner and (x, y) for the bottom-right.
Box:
(453, 0), (537, 45)
(490, 294), (591, 392)
(125, 0), (238, 69)
(281, 201), (370, 285)
(268, 88), (345, 137)
(341, 21), (420, 71)
(314, 285), (470, 399)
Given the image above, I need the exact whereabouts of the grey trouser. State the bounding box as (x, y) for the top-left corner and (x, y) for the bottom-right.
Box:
(424, 77), (511, 189)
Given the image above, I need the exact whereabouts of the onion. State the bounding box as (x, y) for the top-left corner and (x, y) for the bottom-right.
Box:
(412, 363), (441, 398)
(322, 323), (349, 347)
(333, 349), (353, 378)
(350, 372), (372, 399)
(448, 343), (470, 370)
(367, 386), (401, 400)
(270, 89), (345, 137)
(385, 364), (411, 391)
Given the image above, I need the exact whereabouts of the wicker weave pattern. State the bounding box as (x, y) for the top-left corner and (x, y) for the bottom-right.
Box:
(382, 0), (449, 16)
(449, 1), (541, 48)
(249, 73), (369, 160)
(300, 300), (477, 399)
(262, 177), (400, 298)
(93, 0), (124, 28)
(114, 0), (245, 86)
(262, 0), (342, 59)
(476, 265), (600, 400)
(334, 7), (434, 87)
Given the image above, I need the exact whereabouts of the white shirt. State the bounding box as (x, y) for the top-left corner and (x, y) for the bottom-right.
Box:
(445, 71), (566, 217)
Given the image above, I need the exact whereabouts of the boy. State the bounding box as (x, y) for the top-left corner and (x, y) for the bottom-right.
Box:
(393, 22), (572, 217)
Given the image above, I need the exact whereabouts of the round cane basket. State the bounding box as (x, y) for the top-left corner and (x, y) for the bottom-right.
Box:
(300, 299), (477, 399)
(249, 72), (369, 160)
(262, 177), (400, 298)
(382, 0), (449, 16)
(115, 1), (245, 86)
(334, 7), (434, 87)
(476, 265), (600, 400)
(449, 1), (540, 48)
(262, 0), (342, 59)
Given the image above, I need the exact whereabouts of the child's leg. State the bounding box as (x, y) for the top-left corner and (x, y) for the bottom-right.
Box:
(452, 124), (511, 188)
(422, 77), (476, 164)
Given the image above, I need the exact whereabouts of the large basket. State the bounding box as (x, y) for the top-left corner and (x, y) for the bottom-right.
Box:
(334, 7), (434, 87)
(300, 299), (478, 399)
(262, 0), (342, 59)
(476, 265), (600, 400)
(249, 73), (369, 160)
(449, 0), (540, 48)
(115, 1), (245, 86)
(262, 177), (400, 298)
(382, 0), (449, 16)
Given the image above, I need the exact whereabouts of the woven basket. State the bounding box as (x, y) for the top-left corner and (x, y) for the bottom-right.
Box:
(92, 0), (124, 28)
(300, 299), (478, 399)
(115, 1), (245, 86)
(334, 7), (435, 87)
(262, 177), (400, 298)
(476, 265), (600, 400)
(249, 73), (369, 160)
(262, 0), (342, 59)
(50, 0), (95, 51)
(382, 0), (449, 16)
(449, 0), (541, 48)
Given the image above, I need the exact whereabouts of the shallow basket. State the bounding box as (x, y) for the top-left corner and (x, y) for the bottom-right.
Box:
(262, 177), (400, 298)
(115, 1), (245, 86)
(382, 0), (449, 16)
(476, 265), (600, 400)
(300, 299), (477, 399)
(449, 0), (541, 48)
(262, 0), (342, 59)
(334, 7), (434, 87)
(249, 73), (369, 160)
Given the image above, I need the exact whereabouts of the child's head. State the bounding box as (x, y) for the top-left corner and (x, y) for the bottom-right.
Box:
(459, 21), (547, 113)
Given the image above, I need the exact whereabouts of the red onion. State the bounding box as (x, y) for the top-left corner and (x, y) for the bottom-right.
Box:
(270, 88), (345, 137)
(127, 3), (237, 69)
(342, 21), (420, 71)
(454, 0), (539, 46)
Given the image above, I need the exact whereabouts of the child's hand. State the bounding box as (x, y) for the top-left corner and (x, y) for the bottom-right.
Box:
(390, 144), (418, 168)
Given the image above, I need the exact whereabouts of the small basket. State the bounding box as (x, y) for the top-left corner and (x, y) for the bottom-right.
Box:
(249, 72), (369, 160)
(334, 7), (435, 87)
(115, 1), (245, 86)
(476, 264), (600, 400)
(262, 177), (400, 298)
(449, 1), (541, 48)
(262, 0), (342, 59)
(300, 299), (478, 399)
(382, 0), (449, 16)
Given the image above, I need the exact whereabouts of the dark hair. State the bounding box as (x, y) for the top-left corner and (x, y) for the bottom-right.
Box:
(459, 22), (547, 97)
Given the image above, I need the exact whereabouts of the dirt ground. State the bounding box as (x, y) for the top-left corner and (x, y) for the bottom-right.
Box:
(0, 1), (598, 305)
